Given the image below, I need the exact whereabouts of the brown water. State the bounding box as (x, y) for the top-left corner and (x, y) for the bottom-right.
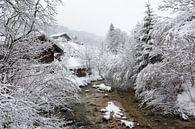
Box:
(64, 81), (195, 129)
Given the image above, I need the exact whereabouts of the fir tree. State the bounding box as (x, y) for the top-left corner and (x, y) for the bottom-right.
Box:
(106, 24), (128, 55)
(135, 2), (158, 72)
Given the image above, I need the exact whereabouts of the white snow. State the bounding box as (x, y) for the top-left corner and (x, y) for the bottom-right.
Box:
(101, 101), (136, 128)
(100, 108), (107, 112)
(121, 120), (135, 129)
(66, 57), (85, 69)
(181, 113), (189, 120)
(68, 76), (90, 87)
(103, 111), (111, 120)
(122, 116), (127, 119)
(93, 84), (111, 92)
(51, 33), (103, 88)
(102, 101), (122, 120)
(55, 41), (65, 51)
(68, 73), (102, 87)
(50, 32), (69, 38)
(176, 86), (195, 119)
(85, 90), (89, 92)
(106, 101), (122, 116)
(0, 36), (5, 43)
(68, 41), (84, 51)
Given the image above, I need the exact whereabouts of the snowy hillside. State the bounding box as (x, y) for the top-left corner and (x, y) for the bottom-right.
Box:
(46, 25), (104, 46)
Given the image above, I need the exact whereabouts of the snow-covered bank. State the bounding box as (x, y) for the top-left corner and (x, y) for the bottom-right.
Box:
(176, 87), (195, 120)
(68, 73), (103, 87)
(100, 101), (137, 128)
(93, 83), (112, 92)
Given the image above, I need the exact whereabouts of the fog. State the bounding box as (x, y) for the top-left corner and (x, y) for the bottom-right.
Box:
(56, 0), (164, 36)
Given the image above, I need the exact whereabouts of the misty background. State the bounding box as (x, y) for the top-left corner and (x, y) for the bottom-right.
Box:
(56, 0), (165, 37)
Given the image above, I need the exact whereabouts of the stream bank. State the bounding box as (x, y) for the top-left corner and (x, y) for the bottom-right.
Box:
(65, 81), (195, 129)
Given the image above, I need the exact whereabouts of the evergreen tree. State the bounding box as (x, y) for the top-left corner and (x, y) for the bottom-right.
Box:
(106, 24), (128, 55)
(110, 23), (115, 31)
(106, 24), (117, 54)
(134, 2), (158, 72)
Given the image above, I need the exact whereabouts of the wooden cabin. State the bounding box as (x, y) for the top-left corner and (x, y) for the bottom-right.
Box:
(36, 34), (64, 63)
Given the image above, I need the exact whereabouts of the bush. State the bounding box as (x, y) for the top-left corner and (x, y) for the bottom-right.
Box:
(0, 61), (79, 128)
(135, 63), (182, 113)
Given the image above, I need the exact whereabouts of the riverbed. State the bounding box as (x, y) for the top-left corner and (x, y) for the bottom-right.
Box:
(65, 81), (195, 129)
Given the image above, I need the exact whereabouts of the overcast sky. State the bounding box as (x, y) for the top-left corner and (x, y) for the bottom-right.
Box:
(56, 0), (164, 36)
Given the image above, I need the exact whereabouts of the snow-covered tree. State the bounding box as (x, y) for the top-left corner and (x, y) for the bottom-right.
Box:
(135, 1), (195, 117)
(157, 0), (195, 89)
(106, 24), (128, 55)
(96, 0), (195, 119)
(135, 63), (181, 113)
(0, 0), (62, 80)
(0, 0), (80, 128)
(99, 35), (137, 89)
(134, 3), (159, 73)
(159, 0), (195, 12)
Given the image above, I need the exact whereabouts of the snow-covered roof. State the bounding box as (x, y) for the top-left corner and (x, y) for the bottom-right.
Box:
(51, 32), (66, 37)
(52, 36), (84, 54)
(51, 32), (71, 41)
(54, 42), (65, 51)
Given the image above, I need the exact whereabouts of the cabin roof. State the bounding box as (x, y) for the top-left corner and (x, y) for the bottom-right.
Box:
(51, 32), (72, 41)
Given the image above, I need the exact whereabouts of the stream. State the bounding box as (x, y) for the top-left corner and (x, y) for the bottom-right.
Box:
(64, 81), (195, 129)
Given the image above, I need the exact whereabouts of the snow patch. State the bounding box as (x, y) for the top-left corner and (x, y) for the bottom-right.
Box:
(66, 57), (85, 69)
(103, 111), (111, 120)
(121, 120), (135, 129)
(101, 101), (122, 120)
(68, 72), (102, 87)
(176, 86), (195, 119)
(101, 101), (136, 128)
(93, 84), (111, 92)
